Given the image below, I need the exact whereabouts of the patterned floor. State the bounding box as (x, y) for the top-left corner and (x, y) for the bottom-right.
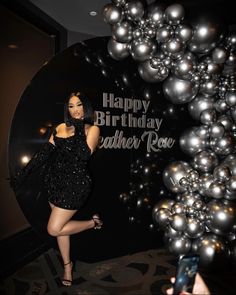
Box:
(1, 248), (177, 295)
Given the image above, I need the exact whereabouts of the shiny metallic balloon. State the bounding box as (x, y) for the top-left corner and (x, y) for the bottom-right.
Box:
(138, 59), (169, 82)
(179, 191), (201, 207)
(193, 150), (218, 172)
(209, 122), (225, 138)
(206, 181), (226, 199)
(165, 225), (182, 239)
(179, 127), (207, 156)
(197, 234), (226, 265)
(185, 217), (205, 239)
(226, 176), (236, 192)
(225, 90), (236, 107)
(210, 133), (235, 156)
(164, 4), (185, 25)
(188, 16), (226, 54)
(214, 99), (230, 113)
(107, 38), (130, 60)
(195, 125), (209, 139)
(146, 2), (165, 27)
(152, 199), (175, 212)
(226, 31), (236, 49)
(168, 236), (192, 255)
(156, 25), (174, 43)
(130, 38), (156, 62)
(200, 109), (217, 125)
(103, 3), (123, 25)
(171, 202), (185, 214)
(152, 207), (171, 228)
(163, 161), (193, 193)
(213, 165), (231, 182)
(212, 47), (229, 64)
(124, 0), (144, 22)
(206, 200), (236, 235)
(163, 75), (198, 104)
(170, 213), (187, 231)
(172, 52), (196, 79)
(199, 173), (214, 196)
(175, 23), (193, 42)
(217, 115), (233, 131)
(161, 38), (185, 59)
(200, 79), (219, 96)
(112, 21), (133, 43)
(188, 94), (215, 120)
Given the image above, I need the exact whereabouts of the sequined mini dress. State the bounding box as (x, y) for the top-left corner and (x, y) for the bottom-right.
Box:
(45, 126), (92, 210)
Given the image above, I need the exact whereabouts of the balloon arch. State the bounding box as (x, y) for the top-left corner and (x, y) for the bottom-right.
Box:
(102, 0), (236, 265)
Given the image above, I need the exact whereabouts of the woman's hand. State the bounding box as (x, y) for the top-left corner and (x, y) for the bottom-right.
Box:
(166, 273), (211, 295)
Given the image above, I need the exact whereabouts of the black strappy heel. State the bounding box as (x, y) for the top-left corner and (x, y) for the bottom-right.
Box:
(61, 261), (73, 287)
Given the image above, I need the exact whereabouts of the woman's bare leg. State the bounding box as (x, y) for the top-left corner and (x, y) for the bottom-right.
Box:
(47, 203), (102, 286)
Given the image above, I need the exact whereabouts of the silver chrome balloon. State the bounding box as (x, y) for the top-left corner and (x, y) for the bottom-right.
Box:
(112, 21), (133, 43)
(124, 0), (144, 22)
(179, 127), (207, 156)
(175, 24), (193, 42)
(170, 213), (187, 231)
(163, 75), (198, 104)
(209, 123), (225, 138)
(188, 94), (215, 120)
(163, 161), (193, 193)
(212, 47), (229, 64)
(103, 3), (123, 25)
(185, 217), (205, 239)
(164, 4), (185, 25)
(107, 38), (130, 60)
(130, 38), (156, 62)
(193, 150), (218, 172)
(172, 52), (196, 79)
(168, 236), (192, 255)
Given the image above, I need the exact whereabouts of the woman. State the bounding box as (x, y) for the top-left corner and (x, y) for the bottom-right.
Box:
(11, 91), (102, 287)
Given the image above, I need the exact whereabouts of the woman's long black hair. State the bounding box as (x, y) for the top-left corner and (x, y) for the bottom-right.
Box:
(64, 91), (94, 126)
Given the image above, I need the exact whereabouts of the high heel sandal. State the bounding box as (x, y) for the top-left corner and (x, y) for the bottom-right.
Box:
(92, 214), (103, 230)
(61, 261), (73, 287)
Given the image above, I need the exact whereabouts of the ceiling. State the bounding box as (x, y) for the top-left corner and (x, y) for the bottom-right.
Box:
(28, 0), (235, 36)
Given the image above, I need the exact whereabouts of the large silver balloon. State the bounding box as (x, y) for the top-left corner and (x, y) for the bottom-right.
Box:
(197, 234), (227, 265)
(168, 236), (192, 255)
(171, 202), (185, 214)
(163, 161), (193, 193)
(225, 90), (236, 107)
(210, 133), (235, 156)
(130, 38), (156, 62)
(193, 150), (218, 172)
(156, 25), (174, 43)
(124, 0), (144, 22)
(163, 75), (198, 104)
(103, 3), (123, 25)
(179, 127), (207, 156)
(217, 115), (233, 131)
(212, 47), (229, 64)
(209, 122), (225, 138)
(206, 181), (226, 199)
(146, 2), (165, 27)
(206, 200), (236, 235)
(172, 52), (196, 80)
(161, 38), (185, 59)
(213, 164), (231, 182)
(112, 21), (133, 43)
(152, 208), (171, 228)
(164, 4), (185, 25)
(200, 79), (219, 96)
(107, 38), (130, 60)
(185, 217), (205, 239)
(200, 109), (217, 125)
(170, 213), (187, 231)
(175, 24), (193, 42)
(188, 94), (215, 120)
(188, 16), (226, 54)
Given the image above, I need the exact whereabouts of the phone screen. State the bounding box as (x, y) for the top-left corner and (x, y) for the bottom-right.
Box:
(173, 254), (200, 295)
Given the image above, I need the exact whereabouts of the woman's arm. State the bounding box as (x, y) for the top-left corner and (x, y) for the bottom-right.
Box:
(86, 125), (100, 154)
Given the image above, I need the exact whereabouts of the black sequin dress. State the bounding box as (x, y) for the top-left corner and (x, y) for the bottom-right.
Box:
(11, 120), (92, 211)
(45, 123), (92, 210)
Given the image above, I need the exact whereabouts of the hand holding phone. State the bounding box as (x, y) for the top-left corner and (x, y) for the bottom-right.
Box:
(173, 254), (200, 295)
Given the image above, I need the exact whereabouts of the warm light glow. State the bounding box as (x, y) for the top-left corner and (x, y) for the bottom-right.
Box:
(8, 44), (18, 49)
(21, 155), (30, 164)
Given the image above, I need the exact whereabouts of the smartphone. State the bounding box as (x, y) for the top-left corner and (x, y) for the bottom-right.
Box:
(173, 254), (200, 295)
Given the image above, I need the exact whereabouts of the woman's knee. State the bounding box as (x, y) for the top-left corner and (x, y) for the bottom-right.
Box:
(47, 223), (61, 237)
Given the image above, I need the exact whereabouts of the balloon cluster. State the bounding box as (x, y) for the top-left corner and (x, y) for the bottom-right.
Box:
(119, 151), (172, 228)
(103, 0), (236, 265)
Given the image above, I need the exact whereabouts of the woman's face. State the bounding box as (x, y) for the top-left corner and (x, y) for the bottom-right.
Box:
(68, 95), (84, 119)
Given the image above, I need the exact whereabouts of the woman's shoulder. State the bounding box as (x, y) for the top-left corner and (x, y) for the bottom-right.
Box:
(55, 123), (66, 131)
